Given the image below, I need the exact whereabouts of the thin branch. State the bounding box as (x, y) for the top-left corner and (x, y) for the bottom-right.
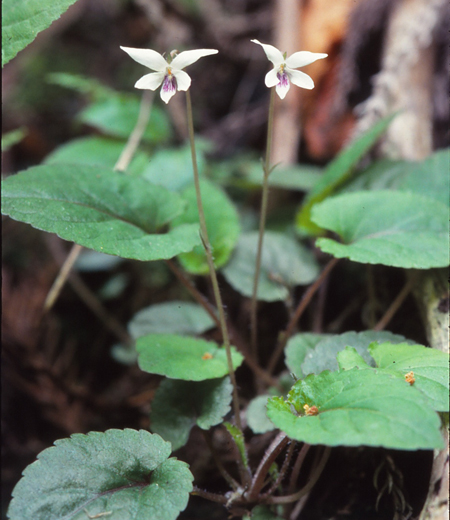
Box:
(288, 443), (311, 495)
(114, 91), (154, 172)
(201, 430), (240, 491)
(191, 486), (228, 504)
(246, 432), (289, 502)
(44, 243), (83, 312)
(267, 257), (339, 374)
(266, 446), (331, 504)
(374, 277), (414, 331)
(259, 439), (296, 499)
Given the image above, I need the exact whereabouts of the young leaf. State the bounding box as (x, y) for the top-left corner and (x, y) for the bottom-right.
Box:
(247, 395), (276, 434)
(1, 164), (201, 261)
(8, 429), (193, 520)
(45, 136), (149, 176)
(300, 331), (411, 376)
(267, 369), (444, 450)
(312, 191), (449, 268)
(2, 0), (78, 66)
(136, 334), (244, 381)
(224, 422), (249, 469)
(222, 231), (319, 301)
(2, 128), (27, 151)
(150, 377), (232, 450)
(368, 342), (450, 412)
(171, 180), (241, 274)
(285, 333), (331, 378)
(129, 301), (215, 339)
(296, 114), (395, 235)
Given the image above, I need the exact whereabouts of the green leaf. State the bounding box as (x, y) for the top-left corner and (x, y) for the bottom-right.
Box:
(296, 114), (396, 235)
(171, 180), (241, 274)
(2, 0), (78, 67)
(267, 369), (444, 450)
(8, 429), (193, 520)
(369, 342), (450, 412)
(1, 164), (201, 261)
(337, 347), (372, 370)
(45, 136), (149, 176)
(2, 128), (27, 151)
(301, 331), (411, 376)
(312, 191), (449, 268)
(343, 150), (449, 207)
(129, 301), (215, 339)
(222, 231), (320, 301)
(285, 333), (331, 378)
(247, 395), (276, 434)
(150, 377), (232, 450)
(224, 423), (249, 469)
(141, 144), (207, 191)
(136, 334), (244, 381)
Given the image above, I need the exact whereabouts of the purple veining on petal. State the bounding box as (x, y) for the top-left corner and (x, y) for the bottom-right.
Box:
(162, 69), (177, 94)
(276, 69), (289, 89)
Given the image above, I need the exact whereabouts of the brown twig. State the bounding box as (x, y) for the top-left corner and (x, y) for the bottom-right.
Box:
(259, 439), (296, 499)
(246, 432), (289, 502)
(266, 446), (331, 504)
(374, 276), (414, 331)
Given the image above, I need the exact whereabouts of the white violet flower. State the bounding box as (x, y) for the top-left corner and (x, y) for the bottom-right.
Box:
(251, 39), (327, 99)
(120, 46), (218, 104)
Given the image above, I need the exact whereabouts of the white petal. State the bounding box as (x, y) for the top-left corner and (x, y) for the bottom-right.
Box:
(173, 70), (191, 91)
(286, 51), (328, 69)
(251, 39), (284, 66)
(275, 79), (290, 99)
(160, 85), (177, 104)
(120, 46), (168, 72)
(265, 68), (280, 88)
(134, 72), (165, 90)
(288, 69), (314, 90)
(171, 48), (218, 69)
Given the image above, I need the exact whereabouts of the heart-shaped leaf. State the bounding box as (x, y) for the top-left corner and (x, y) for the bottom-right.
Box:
(312, 191), (449, 268)
(8, 429), (193, 520)
(267, 369), (444, 450)
(1, 164), (201, 261)
(137, 334), (244, 381)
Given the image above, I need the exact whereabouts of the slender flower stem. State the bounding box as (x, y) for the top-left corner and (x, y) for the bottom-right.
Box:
(288, 444), (311, 495)
(250, 88), (276, 359)
(267, 257), (339, 374)
(185, 90), (242, 431)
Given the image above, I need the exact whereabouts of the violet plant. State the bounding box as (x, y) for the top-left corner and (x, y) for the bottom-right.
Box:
(2, 3), (449, 520)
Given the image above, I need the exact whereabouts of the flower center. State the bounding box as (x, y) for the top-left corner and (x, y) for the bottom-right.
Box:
(162, 68), (177, 93)
(276, 64), (289, 88)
